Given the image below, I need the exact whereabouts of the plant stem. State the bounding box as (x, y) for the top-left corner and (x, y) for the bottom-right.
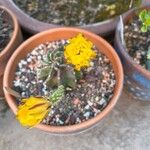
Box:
(4, 87), (21, 98)
(129, 0), (133, 8)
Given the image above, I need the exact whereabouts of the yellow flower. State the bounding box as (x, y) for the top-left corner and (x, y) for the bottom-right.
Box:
(64, 33), (96, 71)
(16, 96), (51, 127)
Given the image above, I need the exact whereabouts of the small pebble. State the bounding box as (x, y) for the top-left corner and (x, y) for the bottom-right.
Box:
(85, 105), (90, 110)
(99, 98), (106, 105)
(73, 98), (81, 105)
(83, 112), (90, 119)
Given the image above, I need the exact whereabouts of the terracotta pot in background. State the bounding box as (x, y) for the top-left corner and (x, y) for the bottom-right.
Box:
(3, 27), (123, 134)
(0, 0), (148, 35)
(115, 5), (150, 101)
(0, 6), (22, 96)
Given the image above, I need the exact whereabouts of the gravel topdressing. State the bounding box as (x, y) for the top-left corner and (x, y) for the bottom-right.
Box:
(13, 40), (116, 126)
(0, 9), (13, 52)
(13, 0), (141, 26)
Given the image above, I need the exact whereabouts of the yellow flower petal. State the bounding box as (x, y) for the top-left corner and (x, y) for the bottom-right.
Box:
(16, 96), (51, 127)
(64, 33), (96, 71)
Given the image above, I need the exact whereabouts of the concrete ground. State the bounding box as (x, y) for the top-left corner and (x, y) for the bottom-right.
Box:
(0, 89), (150, 150)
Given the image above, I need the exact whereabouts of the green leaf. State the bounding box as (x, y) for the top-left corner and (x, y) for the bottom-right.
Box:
(145, 19), (150, 26)
(141, 25), (147, 32)
(49, 85), (65, 104)
(139, 9), (146, 21)
(139, 9), (150, 32)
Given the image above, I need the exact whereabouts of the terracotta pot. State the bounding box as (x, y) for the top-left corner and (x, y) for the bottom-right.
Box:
(3, 27), (123, 134)
(0, 0), (148, 35)
(0, 6), (22, 96)
(115, 5), (150, 101)
(0, 76), (3, 96)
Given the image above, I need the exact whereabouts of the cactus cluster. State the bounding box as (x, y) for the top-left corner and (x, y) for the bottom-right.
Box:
(37, 46), (81, 89)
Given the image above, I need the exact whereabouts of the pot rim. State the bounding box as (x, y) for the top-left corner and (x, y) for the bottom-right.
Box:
(0, 6), (19, 59)
(115, 4), (150, 78)
(3, 27), (123, 134)
(1, 0), (120, 34)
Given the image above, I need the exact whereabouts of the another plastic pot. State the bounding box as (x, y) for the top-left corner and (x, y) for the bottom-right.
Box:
(115, 5), (150, 101)
(3, 28), (123, 134)
(0, 0), (148, 35)
(0, 6), (22, 96)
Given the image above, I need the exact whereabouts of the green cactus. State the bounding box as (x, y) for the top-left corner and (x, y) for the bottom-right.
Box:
(49, 85), (65, 104)
(37, 46), (78, 89)
(75, 70), (83, 80)
(60, 65), (77, 89)
(37, 66), (53, 80)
